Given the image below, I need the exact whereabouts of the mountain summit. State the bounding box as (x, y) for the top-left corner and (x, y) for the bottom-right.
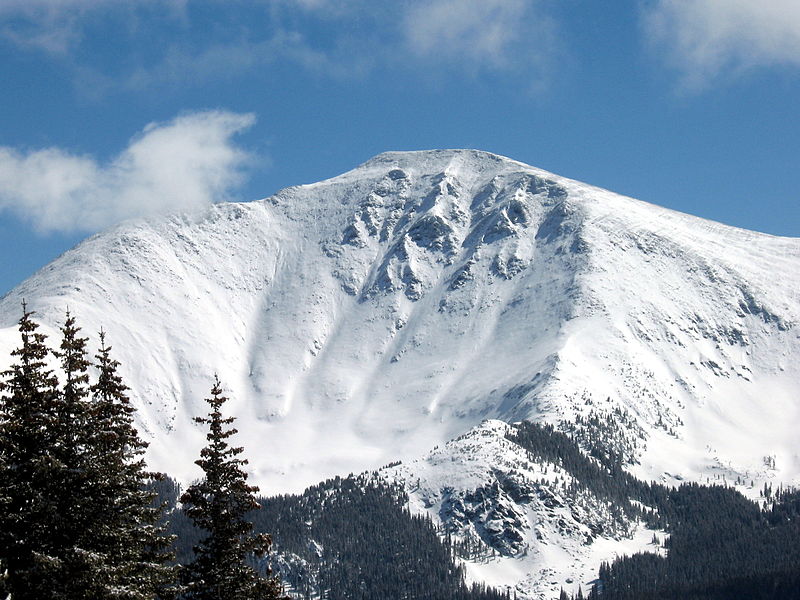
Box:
(1, 149), (798, 492)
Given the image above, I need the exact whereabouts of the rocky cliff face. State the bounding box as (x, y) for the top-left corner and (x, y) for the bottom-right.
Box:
(383, 420), (660, 600)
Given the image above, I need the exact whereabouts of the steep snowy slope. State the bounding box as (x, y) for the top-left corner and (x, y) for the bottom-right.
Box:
(0, 149), (798, 493)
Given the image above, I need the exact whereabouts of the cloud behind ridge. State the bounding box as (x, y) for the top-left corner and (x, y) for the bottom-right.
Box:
(0, 110), (255, 233)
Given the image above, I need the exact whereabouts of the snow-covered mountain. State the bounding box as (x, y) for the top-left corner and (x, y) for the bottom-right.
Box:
(1, 149), (798, 497)
(382, 420), (663, 600)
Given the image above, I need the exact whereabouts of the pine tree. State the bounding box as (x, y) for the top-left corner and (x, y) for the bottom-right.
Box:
(51, 309), (97, 596)
(0, 303), (63, 599)
(180, 375), (283, 600)
(78, 329), (178, 599)
(0, 308), (178, 599)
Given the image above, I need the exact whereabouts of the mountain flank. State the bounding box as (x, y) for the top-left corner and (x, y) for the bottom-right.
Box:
(0, 149), (797, 495)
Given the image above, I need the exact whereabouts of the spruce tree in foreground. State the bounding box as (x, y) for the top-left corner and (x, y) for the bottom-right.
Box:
(55, 314), (177, 598)
(0, 304), (63, 599)
(180, 375), (283, 600)
(0, 307), (177, 598)
(51, 310), (98, 597)
(83, 330), (178, 598)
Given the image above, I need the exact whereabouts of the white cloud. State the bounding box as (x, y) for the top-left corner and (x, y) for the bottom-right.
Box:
(0, 111), (255, 233)
(643, 0), (800, 87)
(0, 0), (186, 54)
(286, 0), (558, 76)
(114, 31), (362, 94)
(273, 0), (559, 83)
(403, 0), (550, 70)
(1, 0), (558, 90)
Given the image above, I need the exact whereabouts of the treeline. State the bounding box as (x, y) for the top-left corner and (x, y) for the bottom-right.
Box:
(259, 474), (512, 600)
(509, 421), (800, 600)
(562, 406), (645, 468)
(160, 472), (512, 600)
(507, 420), (667, 521)
(590, 485), (800, 600)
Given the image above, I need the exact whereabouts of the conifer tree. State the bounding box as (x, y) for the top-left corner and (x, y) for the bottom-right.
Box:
(78, 329), (178, 599)
(0, 303), (63, 599)
(0, 308), (178, 599)
(180, 375), (284, 600)
(51, 309), (96, 594)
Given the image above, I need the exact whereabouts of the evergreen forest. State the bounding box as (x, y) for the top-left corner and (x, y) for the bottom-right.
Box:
(510, 422), (800, 600)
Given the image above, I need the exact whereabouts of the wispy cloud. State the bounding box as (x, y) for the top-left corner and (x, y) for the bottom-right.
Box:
(113, 30), (368, 94)
(0, 0), (92, 54)
(0, 0), (187, 55)
(0, 111), (255, 233)
(286, 0), (559, 78)
(402, 0), (555, 73)
(0, 0), (559, 92)
(642, 0), (800, 88)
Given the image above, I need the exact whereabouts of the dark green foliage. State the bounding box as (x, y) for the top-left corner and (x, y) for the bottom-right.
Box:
(0, 304), (63, 599)
(507, 421), (666, 521)
(0, 307), (177, 599)
(151, 477), (204, 567)
(82, 330), (179, 599)
(158, 473), (510, 600)
(590, 486), (800, 600)
(257, 474), (511, 600)
(48, 311), (109, 598)
(562, 407), (645, 468)
(180, 376), (284, 600)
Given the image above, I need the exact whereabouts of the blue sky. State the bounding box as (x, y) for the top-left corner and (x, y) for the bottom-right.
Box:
(1, 0), (799, 295)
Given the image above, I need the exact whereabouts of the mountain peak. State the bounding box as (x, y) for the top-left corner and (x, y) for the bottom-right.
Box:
(0, 152), (798, 494)
(361, 148), (526, 168)
(331, 149), (556, 190)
